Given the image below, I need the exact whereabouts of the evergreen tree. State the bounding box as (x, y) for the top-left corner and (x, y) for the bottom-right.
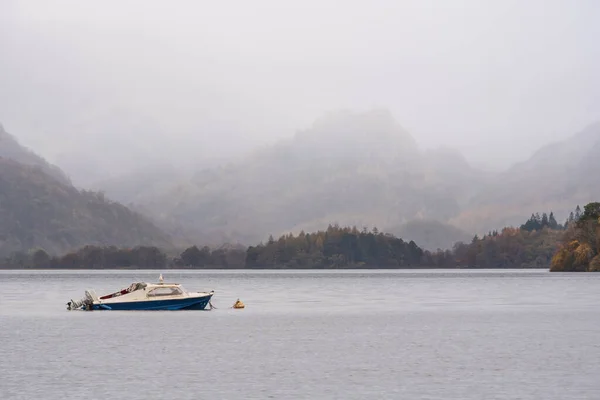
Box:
(548, 212), (558, 229)
(578, 202), (600, 224)
(521, 213), (542, 231)
(541, 213), (549, 228)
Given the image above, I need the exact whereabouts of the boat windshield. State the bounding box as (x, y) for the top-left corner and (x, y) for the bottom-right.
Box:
(147, 287), (183, 297)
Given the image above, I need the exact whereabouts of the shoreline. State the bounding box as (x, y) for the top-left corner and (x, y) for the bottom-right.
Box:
(0, 266), (552, 271)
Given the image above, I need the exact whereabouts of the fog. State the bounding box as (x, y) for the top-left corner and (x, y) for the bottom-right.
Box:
(1, 0), (599, 182)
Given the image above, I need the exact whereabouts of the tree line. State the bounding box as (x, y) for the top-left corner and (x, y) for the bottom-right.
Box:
(0, 244), (247, 269)
(0, 226), (435, 269)
(245, 225), (434, 269)
(519, 206), (583, 232)
(1, 204), (595, 270)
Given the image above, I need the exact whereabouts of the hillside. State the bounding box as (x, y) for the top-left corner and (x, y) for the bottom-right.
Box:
(0, 124), (71, 185)
(38, 110), (599, 252)
(0, 157), (173, 257)
(100, 109), (486, 247)
(452, 122), (600, 234)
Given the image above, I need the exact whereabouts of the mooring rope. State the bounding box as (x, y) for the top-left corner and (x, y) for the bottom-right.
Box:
(208, 300), (244, 310)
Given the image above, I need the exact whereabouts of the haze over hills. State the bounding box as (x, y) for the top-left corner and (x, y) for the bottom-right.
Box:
(4, 1), (599, 176)
(0, 128), (173, 257)
(451, 122), (600, 234)
(1, 109), (599, 254)
(1, 1), (598, 258)
(85, 110), (600, 250)
(93, 110), (486, 249)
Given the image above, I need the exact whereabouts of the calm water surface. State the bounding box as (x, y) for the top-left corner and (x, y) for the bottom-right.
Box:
(1, 269), (599, 399)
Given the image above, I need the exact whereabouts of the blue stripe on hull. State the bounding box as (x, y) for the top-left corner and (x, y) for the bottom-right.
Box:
(92, 294), (212, 311)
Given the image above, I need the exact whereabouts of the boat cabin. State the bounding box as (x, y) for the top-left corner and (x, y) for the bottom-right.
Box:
(99, 281), (188, 300)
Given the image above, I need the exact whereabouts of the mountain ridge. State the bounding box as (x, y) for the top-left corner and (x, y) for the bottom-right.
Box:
(95, 109), (486, 248)
(3, 112), (599, 253)
(0, 123), (71, 185)
(0, 125), (174, 257)
(0, 157), (174, 256)
(451, 121), (600, 234)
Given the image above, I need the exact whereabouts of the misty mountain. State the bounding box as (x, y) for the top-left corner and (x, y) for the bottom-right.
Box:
(94, 111), (600, 250)
(3, 110), (598, 254)
(0, 158), (173, 257)
(101, 110), (486, 247)
(0, 127), (173, 256)
(0, 123), (70, 185)
(452, 122), (600, 233)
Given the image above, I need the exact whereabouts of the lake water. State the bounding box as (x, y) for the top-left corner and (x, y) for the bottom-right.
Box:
(1, 269), (599, 399)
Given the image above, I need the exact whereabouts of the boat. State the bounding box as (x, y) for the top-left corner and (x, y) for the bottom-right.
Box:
(67, 274), (214, 311)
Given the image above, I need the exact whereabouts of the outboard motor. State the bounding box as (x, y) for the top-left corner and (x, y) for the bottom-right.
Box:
(67, 298), (84, 310)
(67, 289), (98, 310)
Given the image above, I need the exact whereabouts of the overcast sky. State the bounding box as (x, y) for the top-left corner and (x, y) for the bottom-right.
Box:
(1, 0), (599, 174)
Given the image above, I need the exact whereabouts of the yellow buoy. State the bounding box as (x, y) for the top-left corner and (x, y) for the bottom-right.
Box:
(233, 299), (245, 309)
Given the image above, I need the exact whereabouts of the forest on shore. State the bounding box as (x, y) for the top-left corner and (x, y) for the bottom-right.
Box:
(550, 202), (600, 272)
(2, 204), (596, 270)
